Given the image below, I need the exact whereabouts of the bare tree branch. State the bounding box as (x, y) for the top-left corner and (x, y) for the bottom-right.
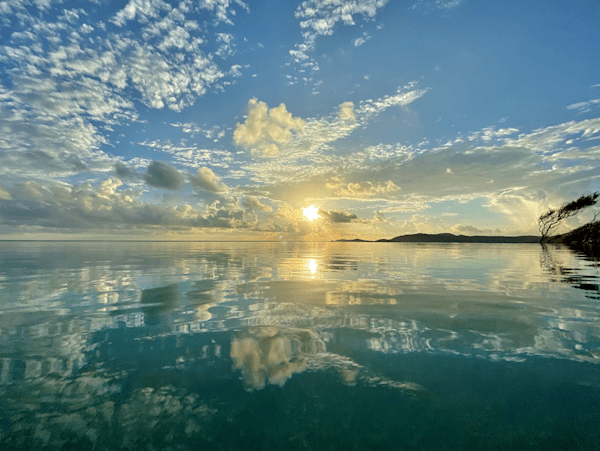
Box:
(538, 192), (599, 243)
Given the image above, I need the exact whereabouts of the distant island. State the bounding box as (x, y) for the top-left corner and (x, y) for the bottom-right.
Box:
(336, 233), (539, 243)
(336, 224), (599, 257)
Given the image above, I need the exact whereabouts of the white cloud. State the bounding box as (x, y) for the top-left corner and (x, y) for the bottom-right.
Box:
(242, 196), (273, 212)
(4, 0), (243, 114)
(170, 122), (202, 134)
(337, 101), (356, 121)
(504, 118), (600, 152)
(296, 0), (390, 35)
(237, 84), (427, 185)
(189, 167), (228, 192)
(157, 25), (192, 52)
(0, 0), (249, 190)
(170, 122), (227, 142)
(326, 178), (401, 199)
(0, 76), (125, 181)
(140, 139), (234, 169)
(411, 0), (463, 11)
(358, 143), (417, 162)
(80, 23), (94, 33)
(467, 126), (520, 142)
(352, 32), (371, 47)
(290, 0), (390, 67)
(357, 82), (429, 119)
(544, 145), (600, 162)
(567, 98), (600, 114)
(233, 98), (305, 158)
(111, 0), (171, 27)
(123, 38), (224, 112)
(0, 183), (11, 200)
(353, 37), (367, 47)
(215, 32), (236, 58)
(111, 0), (248, 28)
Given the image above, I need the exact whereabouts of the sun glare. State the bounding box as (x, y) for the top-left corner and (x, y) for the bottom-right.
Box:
(308, 258), (318, 275)
(302, 205), (321, 221)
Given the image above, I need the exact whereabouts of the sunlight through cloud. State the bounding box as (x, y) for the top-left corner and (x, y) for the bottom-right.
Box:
(302, 205), (321, 221)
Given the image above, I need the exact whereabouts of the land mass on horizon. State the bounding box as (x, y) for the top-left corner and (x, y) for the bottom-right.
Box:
(336, 233), (540, 243)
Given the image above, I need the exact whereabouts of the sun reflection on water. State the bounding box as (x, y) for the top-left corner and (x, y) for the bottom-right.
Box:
(308, 258), (318, 277)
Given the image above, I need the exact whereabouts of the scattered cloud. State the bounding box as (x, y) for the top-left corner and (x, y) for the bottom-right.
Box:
(171, 122), (202, 134)
(112, 0), (247, 28)
(567, 98), (600, 114)
(353, 36), (367, 47)
(544, 145), (600, 162)
(467, 127), (520, 142)
(0, 0), (250, 192)
(504, 118), (600, 152)
(357, 82), (430, 119)
(0, 74), (129, 181)
(337, 101), (356, 121)
(290, 0), (390, 68)
(215, 32), (236, 58)
(140, 140), (234, 169)
(123, 38), (225, 112)
(111, 0), (171, 27)
(352, 32), (371, 47)
(169, 122), (226, 142)
(326, 178), (401, 199)
(411, 0), (463, 11)
(295, 0), (390, 38)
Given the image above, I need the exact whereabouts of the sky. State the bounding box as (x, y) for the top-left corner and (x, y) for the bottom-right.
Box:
(1, 0), (599, 241)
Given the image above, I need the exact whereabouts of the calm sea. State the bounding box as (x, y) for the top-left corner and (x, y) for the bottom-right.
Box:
(1, 241), (599, 450)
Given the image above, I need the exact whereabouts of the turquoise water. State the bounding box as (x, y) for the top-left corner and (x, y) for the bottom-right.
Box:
(1, 241), (599, 450)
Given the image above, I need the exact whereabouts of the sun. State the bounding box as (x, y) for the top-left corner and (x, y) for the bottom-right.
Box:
(302, 205), (321, 221)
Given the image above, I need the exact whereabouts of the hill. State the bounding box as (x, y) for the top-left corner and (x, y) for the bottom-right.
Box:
(546, 221), (600, 256)
(335, 238), (371, 242)
(380, 233), (539, 243)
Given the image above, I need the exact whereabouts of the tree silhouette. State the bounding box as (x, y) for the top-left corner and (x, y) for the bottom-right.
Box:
(538, 192), (599, 243)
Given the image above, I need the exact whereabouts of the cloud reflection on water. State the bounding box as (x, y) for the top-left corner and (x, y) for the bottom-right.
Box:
(230, 327), (311, 391)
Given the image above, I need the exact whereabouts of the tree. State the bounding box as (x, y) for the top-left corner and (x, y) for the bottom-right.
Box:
(538, 192), (599, 243)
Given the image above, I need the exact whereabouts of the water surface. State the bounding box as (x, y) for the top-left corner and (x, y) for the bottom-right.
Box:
(1, 241), (599, 450)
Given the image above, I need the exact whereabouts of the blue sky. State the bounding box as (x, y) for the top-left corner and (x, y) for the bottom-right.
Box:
(1, 0), (599, 240)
